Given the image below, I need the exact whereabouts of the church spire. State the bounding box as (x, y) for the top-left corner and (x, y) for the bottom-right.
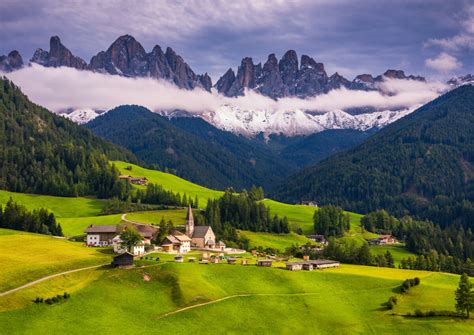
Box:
(185, 204), (194, 237)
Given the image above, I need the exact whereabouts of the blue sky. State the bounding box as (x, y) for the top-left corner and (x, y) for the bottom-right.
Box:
(1, 0), (472, 81)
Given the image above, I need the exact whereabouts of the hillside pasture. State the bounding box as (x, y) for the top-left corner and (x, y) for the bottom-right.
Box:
(238, 230), (314, 252)
(0, 260), (470, 334)
(0, 229), (111, 292)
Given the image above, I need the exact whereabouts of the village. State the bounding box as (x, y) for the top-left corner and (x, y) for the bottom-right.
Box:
(84, 205), (344, 271)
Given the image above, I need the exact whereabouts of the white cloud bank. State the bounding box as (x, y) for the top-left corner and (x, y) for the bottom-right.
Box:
(425, 52), (462, 73)
(3, 64), (447, 118)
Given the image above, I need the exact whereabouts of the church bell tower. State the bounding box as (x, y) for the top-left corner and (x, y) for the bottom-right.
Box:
(185, 204), (194, 237)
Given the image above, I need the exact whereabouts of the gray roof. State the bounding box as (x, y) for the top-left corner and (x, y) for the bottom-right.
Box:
(192, 226), (212, 238)
(84, 225), (117, 233)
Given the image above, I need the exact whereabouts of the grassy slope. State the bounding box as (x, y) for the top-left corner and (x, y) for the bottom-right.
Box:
(0, 229), (111, 292)
(0, 190), (105, 218)
(125, 209), (191, 225)
(0, 260), (471, 334)
(238, 230), (314, 252)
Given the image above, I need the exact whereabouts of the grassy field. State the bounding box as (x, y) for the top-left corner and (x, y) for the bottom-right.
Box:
(370, 244), (417, 265)
(125, 209), (192, 225)
(113, 161), (223, 207)
(57, 214), (123, 237)
(0, 255), (471, 334)
(0, 190), (105, 218)
(238, 230), (314, 252)
(0, 229), (111, 292)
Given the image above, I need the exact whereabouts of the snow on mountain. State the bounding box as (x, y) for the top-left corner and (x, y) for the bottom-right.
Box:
(61, 109), (100, 124)
(199, 105), (415, 137)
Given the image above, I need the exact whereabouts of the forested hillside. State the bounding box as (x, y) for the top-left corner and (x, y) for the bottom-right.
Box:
(0, 78), (136, 197)
(87, 105), (294, 190)
(275, 85), (474, 229)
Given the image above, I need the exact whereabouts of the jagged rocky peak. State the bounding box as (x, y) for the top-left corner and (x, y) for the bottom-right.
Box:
(197, 73), (212, 92)
(89, 34), (148, 76)
(326, 72), (351, 91)
(88, 35), (211, 91)
(447, 74), (474, 87)
(215, 68), (236, 95)
(300, 54), (325, 73)
(279, 50), (299, 92)
(226, 57), (257, 96)
(257, 53), (288, 98)
(376, 69), (425, 82)
(355, 74), (374, 83)
(0, 50), (24, 72)
(30, 36), (87, 70)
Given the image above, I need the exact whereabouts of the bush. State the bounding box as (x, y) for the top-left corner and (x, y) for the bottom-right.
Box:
(45, 298), (53, 305)
(414, 309), (424, 317)
(414, 277), (420, 285)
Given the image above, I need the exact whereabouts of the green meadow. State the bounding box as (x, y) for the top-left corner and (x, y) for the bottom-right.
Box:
(125, 209), (191, 225)
(238, 230), (314, 252)
(0, 254), (471, 334)
(0, 229), (111, 292)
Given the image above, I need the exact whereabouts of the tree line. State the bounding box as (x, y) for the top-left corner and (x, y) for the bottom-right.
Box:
(203, 189), (289, 242)
(0, 198), (62, 236)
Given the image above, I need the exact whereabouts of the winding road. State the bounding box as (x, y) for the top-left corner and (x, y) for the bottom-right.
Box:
(0, 264), (107, 297)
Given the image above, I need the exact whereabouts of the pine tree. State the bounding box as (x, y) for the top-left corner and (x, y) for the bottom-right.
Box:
(455, 273), (474, 318)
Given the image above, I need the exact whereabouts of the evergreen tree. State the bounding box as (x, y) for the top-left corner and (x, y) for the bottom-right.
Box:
(455, 273), (474, 318)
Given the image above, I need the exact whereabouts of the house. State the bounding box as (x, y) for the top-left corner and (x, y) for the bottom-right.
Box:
(257, 259), (273, 267)
(134, 224), (156, 244)
(368, 235), (396, 245)
(111, 252), (134, 268)
(184, 205), (219, 249)
(285, 259), (340, 271)
(301, 201), (318, 207)
(119, 175), (148, 185)
(306, 234), (327, 244)
(112, 235), (145, 256)
(85, 225), (118, 246)
(161, 232), (191, 253)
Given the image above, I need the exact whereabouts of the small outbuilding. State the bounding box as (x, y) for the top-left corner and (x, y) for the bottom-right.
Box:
(286, 262), (303, 271)
(227, 257), (237, 265)
(257, 259), (273, 267)
(111, 252), (134, 268)
(174, 255), (184, 263)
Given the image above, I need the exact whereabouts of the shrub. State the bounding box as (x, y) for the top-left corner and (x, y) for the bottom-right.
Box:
(414, 309), (424, 317)
(45, 298), (53, 305)
(414, 277), (420, 285)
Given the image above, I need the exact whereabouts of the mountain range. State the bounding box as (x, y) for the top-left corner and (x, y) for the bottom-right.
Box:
(86, 105), (371, 190)
(1, 34), (472, 138)
(275, 84), (474, 229)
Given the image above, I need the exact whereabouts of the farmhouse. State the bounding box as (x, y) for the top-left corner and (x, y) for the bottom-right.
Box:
(368, 235), (396, 245)
(112, 235), (145, 256)
(161, 232), (191, 253)
(84, 225), (117, 246)
(119, 175), (148, 185)
(111, 252), (134, 268)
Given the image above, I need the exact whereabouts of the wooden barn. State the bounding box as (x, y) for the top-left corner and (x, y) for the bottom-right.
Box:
(111, 252), (134, 268)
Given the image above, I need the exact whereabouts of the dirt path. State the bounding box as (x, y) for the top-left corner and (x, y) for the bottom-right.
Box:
(0, 264), (107, 297)
(156, 292), (320, 320)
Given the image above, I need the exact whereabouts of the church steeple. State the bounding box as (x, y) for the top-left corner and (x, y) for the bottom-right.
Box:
(185, 204), (194, 238)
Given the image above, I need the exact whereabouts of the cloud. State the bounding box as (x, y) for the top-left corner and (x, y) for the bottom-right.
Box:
(3, 64), (446, 117)
(425, 52), (462, 73)
(425, 4), (474, 52)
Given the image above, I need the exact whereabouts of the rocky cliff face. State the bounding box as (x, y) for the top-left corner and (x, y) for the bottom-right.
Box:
(26, 35), (211, 91)
(88, 35), (210, 91)
(216, 50), (425, 99)
(30, 36), (87, 69)
(0, 50), (24, 72)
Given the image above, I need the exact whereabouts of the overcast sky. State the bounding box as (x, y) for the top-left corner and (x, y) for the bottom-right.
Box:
(1, 0), (472, 81)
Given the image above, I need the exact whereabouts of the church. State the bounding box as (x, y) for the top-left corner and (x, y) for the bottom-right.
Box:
(185, 205), (216, 248)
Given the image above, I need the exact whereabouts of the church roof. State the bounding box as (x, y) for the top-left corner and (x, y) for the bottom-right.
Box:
(192, 226), (213, 238)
